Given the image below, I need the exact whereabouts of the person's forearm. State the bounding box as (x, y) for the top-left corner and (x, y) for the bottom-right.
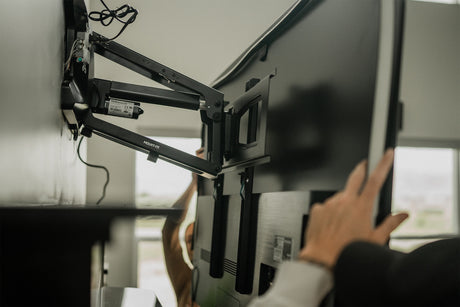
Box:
(162, 178), (197, 303)
(162, 224), (192, 301)
(165, 178), (197, 226)
(162, 178), (196, 248)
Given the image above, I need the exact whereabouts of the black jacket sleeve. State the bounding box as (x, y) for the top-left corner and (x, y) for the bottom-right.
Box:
(334, 238), (460, 306)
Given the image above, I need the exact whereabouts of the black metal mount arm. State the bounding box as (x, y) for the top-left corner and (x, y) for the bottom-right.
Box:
(73, 104), (219, 178)
(89, 32), (225, 168)
(61, 29), (226, 178)
(90, 78), (202, 114)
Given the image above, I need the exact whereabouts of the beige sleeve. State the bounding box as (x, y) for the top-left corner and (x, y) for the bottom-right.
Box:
(248, 261), (333, 307)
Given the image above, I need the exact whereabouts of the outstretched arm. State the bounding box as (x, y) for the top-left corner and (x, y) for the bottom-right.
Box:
(162, 148), (203, 304)
(250, 149), (408, 307)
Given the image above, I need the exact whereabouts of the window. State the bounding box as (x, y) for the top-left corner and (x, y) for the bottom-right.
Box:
(390, 147), (459, 252)
(135, 137), (202, 207)
(412, 0), (460, 4)
(135, 136), (201, 307)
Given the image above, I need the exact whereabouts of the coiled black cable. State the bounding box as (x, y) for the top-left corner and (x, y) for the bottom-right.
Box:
(88, 0), (138, 41)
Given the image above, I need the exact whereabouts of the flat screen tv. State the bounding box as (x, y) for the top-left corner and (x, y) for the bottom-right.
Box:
(194, 0), (404, 305)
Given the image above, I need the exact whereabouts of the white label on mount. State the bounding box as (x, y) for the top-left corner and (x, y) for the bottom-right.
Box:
(107, 100), (134, 118)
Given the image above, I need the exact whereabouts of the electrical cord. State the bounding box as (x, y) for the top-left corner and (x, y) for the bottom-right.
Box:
(64, 39), (81, 71)
(88, 0), (138, 41)
(77, 136), (110, 205)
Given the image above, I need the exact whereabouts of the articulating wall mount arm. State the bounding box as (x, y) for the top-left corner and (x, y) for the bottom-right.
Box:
(62, 30), (225, 178)
(73, 104), (220, 179)
(89, 32), (225, 168)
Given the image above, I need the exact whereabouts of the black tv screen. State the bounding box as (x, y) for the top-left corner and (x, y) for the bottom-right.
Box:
(195, 0), (404, 304)
(215, 0), (402, 194)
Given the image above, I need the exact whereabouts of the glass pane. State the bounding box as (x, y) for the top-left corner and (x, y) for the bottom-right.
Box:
(135, 137), (201, 207)
(135, 136), (200, 307)
(391, 147), (456, 236)
(138, 240), (177, 307)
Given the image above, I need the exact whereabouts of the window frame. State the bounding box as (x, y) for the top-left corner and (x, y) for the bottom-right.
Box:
(389, 143), (459, 250)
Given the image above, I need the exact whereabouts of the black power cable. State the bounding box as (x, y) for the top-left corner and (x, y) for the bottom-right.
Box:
(88, 0), (138, 41)
(77, 136), (110, 205)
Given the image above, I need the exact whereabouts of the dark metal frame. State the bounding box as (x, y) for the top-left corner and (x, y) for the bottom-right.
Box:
(61, 0), (276, 179)
(62, 29), (225, 178)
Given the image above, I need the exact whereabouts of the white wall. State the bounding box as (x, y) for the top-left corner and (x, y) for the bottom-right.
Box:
(0, 0), (86, 205)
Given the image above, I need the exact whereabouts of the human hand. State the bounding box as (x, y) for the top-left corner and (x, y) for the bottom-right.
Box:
(298, 149), (408, 270)
(192, 147), (205, 183)
(195, 147), (205, 160)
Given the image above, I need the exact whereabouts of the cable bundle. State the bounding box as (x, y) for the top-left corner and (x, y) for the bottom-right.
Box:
(89, 0), (138, 41)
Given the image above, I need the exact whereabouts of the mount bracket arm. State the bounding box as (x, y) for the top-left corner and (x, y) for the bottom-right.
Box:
(74, 104), (220, 179)
(90, 32), (225, 166)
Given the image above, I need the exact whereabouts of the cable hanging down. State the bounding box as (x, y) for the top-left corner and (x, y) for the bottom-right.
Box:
(88, 0), (138, 41)
(77, 136), (110, 205)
